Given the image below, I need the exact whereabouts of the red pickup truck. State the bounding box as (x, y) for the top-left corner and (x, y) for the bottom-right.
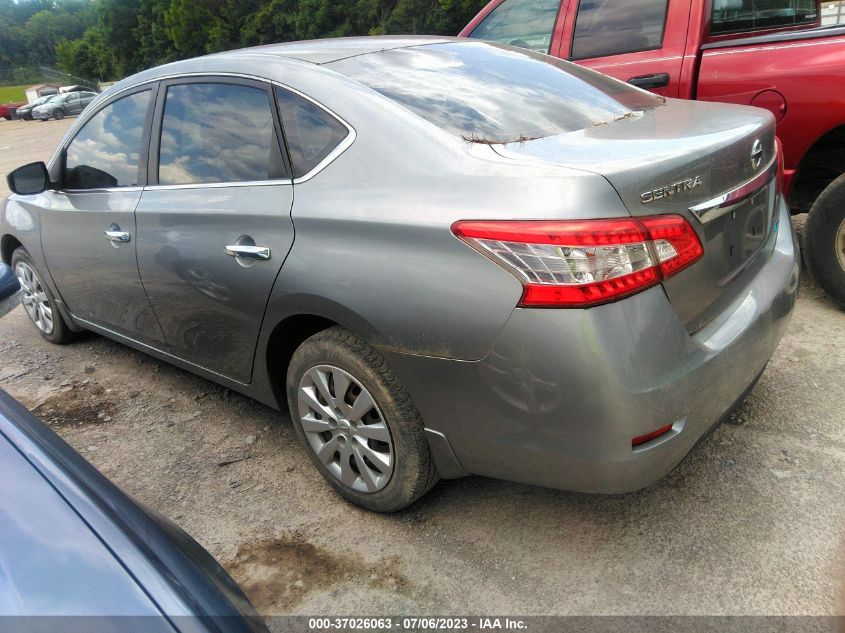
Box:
(0, 102), (24, 120)
(461, 0), (845, 306)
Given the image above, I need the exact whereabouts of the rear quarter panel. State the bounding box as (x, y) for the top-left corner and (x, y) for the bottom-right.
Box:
(254, 68), (632, 362)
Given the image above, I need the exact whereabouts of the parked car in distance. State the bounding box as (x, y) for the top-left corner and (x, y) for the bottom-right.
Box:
(0, 389), (268, 631)
(0, 101), (25, 120)
(2, 37), (799, 512)
(15, 95), (55, 121)
(32, 90), (97, 121)
(461, 0), (845, 307)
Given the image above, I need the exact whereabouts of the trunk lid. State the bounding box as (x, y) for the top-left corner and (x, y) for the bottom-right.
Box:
(494, 98), (778, 332)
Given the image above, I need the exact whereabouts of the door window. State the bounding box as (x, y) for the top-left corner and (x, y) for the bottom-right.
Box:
(467, 0), (560, 53)
(571, 0), (669, 59)
(158, 82), (283, 185)
(64, 90), (151, 190)
(276, 87), (349, 178)
(711, 0), (817, 34)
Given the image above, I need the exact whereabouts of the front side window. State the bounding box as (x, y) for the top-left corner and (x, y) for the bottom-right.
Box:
(711, 0), (817, 35)
(571, 0), (669, 59)
(158, 83), (282, 185)
(467, 0), (560, 53)
(276, 87), (349, 178)
(64, 90), (151, 190)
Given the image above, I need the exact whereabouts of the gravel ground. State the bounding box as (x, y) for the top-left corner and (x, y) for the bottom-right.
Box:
(1, 116), (843, 617)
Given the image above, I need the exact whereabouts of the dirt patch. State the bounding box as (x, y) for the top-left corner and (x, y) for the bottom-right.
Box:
(226, 535), (409, 612)
(32, 381), (116, 428)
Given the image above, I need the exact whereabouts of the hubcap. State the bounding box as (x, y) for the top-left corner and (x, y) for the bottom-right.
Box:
(837, 216), (845, 273)
(298, 365), (394, 493)
(15, 262), (53, 335)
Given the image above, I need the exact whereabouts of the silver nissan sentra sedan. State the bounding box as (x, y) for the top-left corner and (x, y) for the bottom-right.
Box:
(2, 37), (799, 512)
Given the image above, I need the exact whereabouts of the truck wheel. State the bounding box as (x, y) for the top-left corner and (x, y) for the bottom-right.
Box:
(803, 173), (845, 308)
(11, 248), (76, 344)
(286, 326), (439, 512)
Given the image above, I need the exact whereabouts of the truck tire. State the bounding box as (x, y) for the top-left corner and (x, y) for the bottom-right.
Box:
(803, 173), (845, 308)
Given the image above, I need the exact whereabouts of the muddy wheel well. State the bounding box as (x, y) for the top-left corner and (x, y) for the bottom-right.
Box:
(790, 125), (845, 213)
(266, 314), (337, 412)
(1, 235), (22, 265)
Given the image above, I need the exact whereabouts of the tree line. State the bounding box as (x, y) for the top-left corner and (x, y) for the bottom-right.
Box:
(0, 0), (489, 84)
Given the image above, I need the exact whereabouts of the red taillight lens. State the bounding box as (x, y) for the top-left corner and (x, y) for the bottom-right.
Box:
(775, 136), (784, 195)
(452, 215), (703, 308)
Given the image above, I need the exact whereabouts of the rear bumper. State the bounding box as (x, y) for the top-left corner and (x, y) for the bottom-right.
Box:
(384, 199), (800, 492)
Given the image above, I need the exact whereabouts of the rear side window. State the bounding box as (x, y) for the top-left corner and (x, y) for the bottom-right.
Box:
(467, 0), (560, 53)
(571, 0), (669, 59)
(329, 42), (663, 144)
(158, 83), (283, 185)
(276, 87), (349, 178)
(711, 0), (817, 34)
(64, 90), (150, 190)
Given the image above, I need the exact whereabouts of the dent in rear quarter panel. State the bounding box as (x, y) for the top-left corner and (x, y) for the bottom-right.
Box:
(697, 32), (845, 173)
(254, 72), (634, 362)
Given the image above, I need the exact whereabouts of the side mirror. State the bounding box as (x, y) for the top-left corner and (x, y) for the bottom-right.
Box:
(0, 263), (22, 319)
(7, 162), (50, 196)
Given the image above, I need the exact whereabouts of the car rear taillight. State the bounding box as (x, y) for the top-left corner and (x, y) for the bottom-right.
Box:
(451, 215), (703, 308)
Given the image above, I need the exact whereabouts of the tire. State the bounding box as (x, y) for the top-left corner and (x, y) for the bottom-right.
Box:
(53, 109), (64, 120)
(803, 173), (845, 308)
(11, 248), (76, 344)
(286, 326), (439, 512)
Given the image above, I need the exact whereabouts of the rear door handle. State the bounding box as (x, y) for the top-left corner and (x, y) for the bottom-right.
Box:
(224, 245), (271, 260)
(628, 73), (670, 89)
(104, 230), (131, 242)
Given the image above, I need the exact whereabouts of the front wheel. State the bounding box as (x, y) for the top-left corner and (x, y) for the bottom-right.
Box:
(286, 326), (438, 512)
(804, 173), (845, 308)
(11, 248), (76, 344)
(53, 109), (64, 120)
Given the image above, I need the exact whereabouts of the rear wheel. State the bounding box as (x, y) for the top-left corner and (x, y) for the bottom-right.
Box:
(286, 326), (438, 512)
(804, 174), (845, 308)
(11, 248), (75, 344)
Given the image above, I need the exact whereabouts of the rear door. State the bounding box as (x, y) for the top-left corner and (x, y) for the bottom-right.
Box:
(39, 85), (166, 345)
(135, 77), (294, 383)
(557, 0), (690, 98)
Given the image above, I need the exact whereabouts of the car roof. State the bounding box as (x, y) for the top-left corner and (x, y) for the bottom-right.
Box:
(208, 35), (457, 65)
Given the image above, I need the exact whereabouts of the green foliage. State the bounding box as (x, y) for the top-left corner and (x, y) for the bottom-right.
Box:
(0, 84), (28, 103)
(1, 0), (491, 84)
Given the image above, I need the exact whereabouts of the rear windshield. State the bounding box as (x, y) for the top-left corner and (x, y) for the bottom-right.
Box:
(328, 42), (663, 143)
(711, 0), (818, 35)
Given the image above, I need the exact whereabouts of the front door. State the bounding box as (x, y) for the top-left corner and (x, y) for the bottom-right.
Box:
(558, 0), (690, 98)
(135, 78), (295, 383)
(40, 86), (166, 345)
(64, 92), (81, 115)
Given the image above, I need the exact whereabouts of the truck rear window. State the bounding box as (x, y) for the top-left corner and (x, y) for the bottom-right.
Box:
(711, 0), (818, 35)
(328, 42), (663, 143)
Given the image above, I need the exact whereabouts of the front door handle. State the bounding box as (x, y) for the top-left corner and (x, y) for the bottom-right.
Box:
(224, 245), (271, 260)
(104, 230), (131, 242)
(628, 72), (670, 90)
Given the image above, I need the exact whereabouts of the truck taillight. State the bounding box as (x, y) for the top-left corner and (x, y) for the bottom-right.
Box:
(451, 216), (703, 308)
(775, 137), (784, 195)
